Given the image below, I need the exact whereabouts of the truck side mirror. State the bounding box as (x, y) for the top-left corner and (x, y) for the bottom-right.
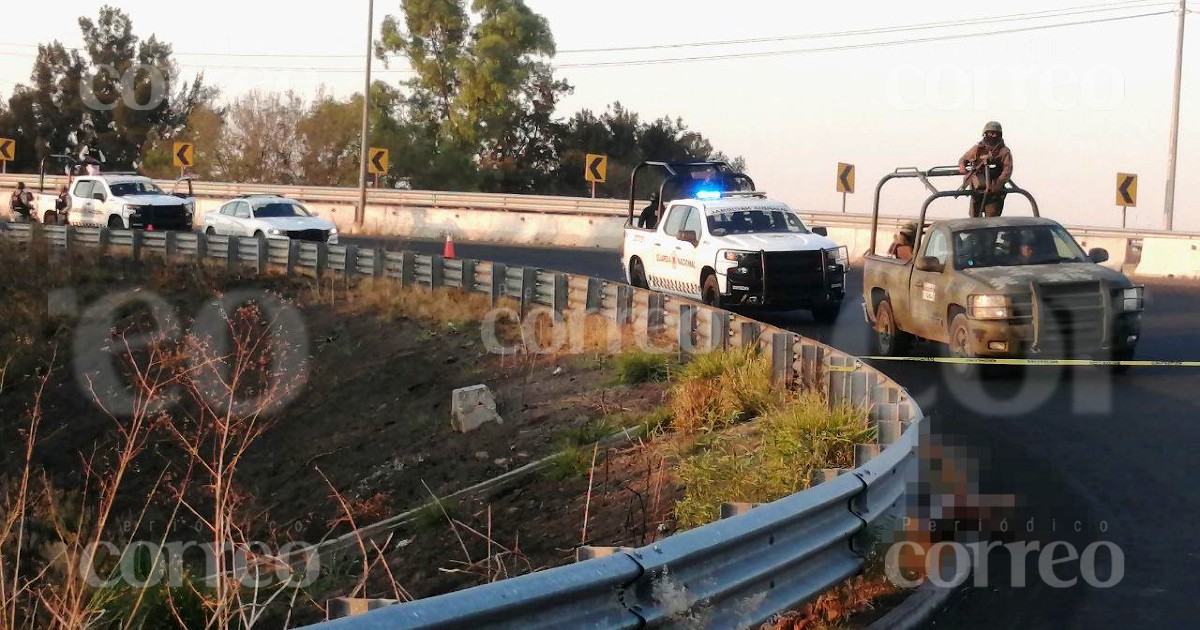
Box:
(677, 230), (699, 246)
(92, 192), (105, 202)
(916, 256), (944, 273)
(1088, 247), (1109, 263)
(812, 226), (828, 236)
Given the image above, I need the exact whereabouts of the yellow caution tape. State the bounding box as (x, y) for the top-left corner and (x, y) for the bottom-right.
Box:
(859, 356), (1200, 367)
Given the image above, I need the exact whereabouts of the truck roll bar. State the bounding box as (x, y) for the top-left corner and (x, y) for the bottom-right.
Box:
(869, 165), (1040, 256)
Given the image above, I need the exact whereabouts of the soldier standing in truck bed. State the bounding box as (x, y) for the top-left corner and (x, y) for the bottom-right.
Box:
(957, 121), (1014, 218)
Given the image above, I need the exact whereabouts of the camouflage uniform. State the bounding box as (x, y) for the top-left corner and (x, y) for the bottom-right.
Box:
(958, 121), (1014, 218)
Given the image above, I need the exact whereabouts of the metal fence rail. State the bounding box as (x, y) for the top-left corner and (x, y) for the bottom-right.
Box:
(0, 222), (927, 630)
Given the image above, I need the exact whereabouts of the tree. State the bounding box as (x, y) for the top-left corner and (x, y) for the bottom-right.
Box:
(3, 5), (213, 175)
(377, 0), (570, 191)
(217, 90), (306, 184)
(297, 88), (363, 187)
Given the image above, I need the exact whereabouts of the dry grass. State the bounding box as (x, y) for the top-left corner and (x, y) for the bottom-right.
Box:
(762, 574), (898, 630)
(672, 389), (874, 530)
(668, 347), (776, 434)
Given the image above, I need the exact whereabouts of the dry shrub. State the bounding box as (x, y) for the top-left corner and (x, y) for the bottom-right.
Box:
(333, 277), (501, 327)
(668, 347), (775, 434)
(672, 390), (873, 529)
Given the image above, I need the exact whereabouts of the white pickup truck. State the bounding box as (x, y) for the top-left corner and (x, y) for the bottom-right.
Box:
(622, 162), (848, 322)
(34, 173), (196, 230)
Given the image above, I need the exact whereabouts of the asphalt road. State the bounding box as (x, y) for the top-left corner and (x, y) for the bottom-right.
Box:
(345, 235), (1200, 629)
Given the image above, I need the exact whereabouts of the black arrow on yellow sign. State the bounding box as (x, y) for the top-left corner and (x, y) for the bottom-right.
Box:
(1117, 174), (1136, 207)
(0, 139), (13, 161)
(372, 151), (386, 173)
(589, 156), (604, 181)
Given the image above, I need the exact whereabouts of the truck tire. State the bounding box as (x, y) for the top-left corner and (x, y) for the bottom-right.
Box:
(108, 216), (124, 230)
(947, 313), (978, 377)
(875, 300), (912, 356)
(629, 258), (648, 289)
(812, 302), (842, 324)
(702, 274), (722, 308)
(1110, 347), (1135, 374)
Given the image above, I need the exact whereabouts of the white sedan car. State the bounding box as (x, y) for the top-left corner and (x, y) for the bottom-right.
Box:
(202, 194), (338, 244)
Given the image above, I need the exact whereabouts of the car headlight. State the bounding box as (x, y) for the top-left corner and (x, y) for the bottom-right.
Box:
(267, 228), (284, 236)
(1121, 286), (1145, 312)
(721, 249), (753, 262)
(329, 226), (338, 234)
(826, 246), (848, 268)
(968, 294), (1009, 320)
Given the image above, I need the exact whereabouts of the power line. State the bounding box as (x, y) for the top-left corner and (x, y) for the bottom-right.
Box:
(553, 10), (1175, 69)
(556, 0), (1172, 53)
(0, 0), (1171, 62)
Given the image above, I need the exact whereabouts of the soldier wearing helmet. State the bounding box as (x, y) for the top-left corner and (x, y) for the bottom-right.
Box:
(957, 121), (1014, 218)
(888, 221), (917, 262)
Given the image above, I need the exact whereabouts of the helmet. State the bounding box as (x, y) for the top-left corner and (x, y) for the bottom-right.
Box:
(983, 121), (1003, 135)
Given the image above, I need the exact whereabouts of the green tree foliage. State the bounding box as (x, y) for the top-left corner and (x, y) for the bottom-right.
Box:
(1, 6), (214, 175)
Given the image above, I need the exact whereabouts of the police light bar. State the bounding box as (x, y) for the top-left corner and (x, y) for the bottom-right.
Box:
(694, 189), (768, 200)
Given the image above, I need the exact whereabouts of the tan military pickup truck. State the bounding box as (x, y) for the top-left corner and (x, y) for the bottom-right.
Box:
(862, 166), (1145, 369)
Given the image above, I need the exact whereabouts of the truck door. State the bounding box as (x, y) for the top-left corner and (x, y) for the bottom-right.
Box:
(71, 180), (96, 226)
(669, 205), (703, 297)
(909, 227), (952, 340)
(653, 205), (692, 295)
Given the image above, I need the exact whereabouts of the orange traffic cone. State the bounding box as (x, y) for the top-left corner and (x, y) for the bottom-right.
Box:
(443, 233), (456, 259)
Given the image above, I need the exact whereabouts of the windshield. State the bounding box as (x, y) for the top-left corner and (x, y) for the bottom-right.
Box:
(253, 202), (312, 218)
(109, 181), (164, 196)
(952, 224), (1088, 269)
(706, 209), (809, 235)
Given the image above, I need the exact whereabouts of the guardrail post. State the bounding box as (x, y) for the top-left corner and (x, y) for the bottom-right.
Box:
(226, 236), (239, 271)
(131, 230), (143, 261)
(520, 267), (537, 316)
(854, 444), (882, 468)
(647, 293), (665, 333)
(287, 241), (301, 277)
(585, 278), (604, 313)
(809, 468), (845, 486)
(63, 226), (75, 260)
(770, 332), (794, 388)
(719, 502), (762, 519)
(490, 262), (507, 304)
(343, 244), (358, 278)
(256, 239), (269, 275)
(430, 254), (445, 289)
(164, 230), (178, 259)
(315, 243), (328, 278)
(461, 259), (477, 293)
(877, 419), (903, 446)
(400, 251), (416, 286)
(711, 311), (730, 351)
(553, 273), (568, 320)
(678, 304), (697, 353)
(371, 247), (386, 278)
(616, 286), (633, 325)
(739, 321), (761, 349)
(29, 222), (43, 247)
(98, 227), (111, 255)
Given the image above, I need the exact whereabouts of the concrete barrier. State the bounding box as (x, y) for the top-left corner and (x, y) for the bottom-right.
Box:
(1133, 236), (1200, 279)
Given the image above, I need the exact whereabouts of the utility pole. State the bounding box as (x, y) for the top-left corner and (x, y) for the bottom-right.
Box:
(356, 0), (375, 227)
(1164, 0), (1187, 231)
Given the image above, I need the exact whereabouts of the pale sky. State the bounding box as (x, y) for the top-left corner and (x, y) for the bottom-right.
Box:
(2, 0), (1197, 232)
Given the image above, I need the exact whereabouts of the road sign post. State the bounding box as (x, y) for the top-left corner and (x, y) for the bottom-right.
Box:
(836, 162), (855, 213)
(0, 138), (13, 174)
(584, 153), (608, 198)
(1117, 173), (1137, 229)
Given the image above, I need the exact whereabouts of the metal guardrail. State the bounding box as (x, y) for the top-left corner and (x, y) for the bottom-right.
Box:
(2, 172), (1196, 240)
(0, 222), (927, 630)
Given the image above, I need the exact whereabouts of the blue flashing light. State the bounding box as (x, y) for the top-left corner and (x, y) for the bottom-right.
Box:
(695, 188), (722, 200)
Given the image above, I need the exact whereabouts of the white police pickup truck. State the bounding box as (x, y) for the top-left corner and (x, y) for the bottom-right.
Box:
(622, 182), (848, 323)
(60, 174), (196, 230)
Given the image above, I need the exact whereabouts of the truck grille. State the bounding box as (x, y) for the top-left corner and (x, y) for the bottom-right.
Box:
(1011, 282), (1106, 350)
(134, 204), (191, 229)
(286, 229), (330, 242)
(761, 250), (827, 298)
